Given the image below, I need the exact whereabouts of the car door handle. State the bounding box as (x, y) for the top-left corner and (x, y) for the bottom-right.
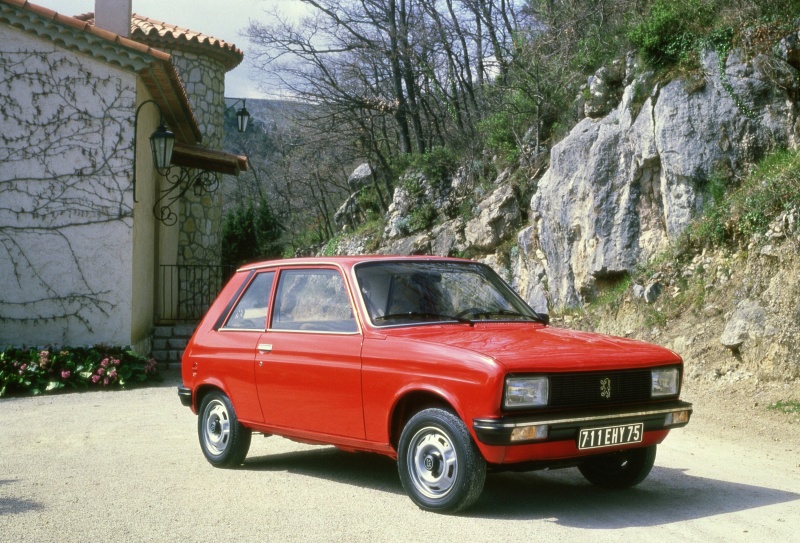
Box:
(258, 343), (273, 353)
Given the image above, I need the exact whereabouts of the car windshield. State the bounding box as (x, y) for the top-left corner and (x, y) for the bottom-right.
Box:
(354, 261), (543, 327)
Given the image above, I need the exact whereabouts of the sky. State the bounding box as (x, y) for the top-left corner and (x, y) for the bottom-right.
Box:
(33, 0), (307, 99)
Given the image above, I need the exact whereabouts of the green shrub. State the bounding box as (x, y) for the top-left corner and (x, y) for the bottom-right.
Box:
(627, 0), (717, 67)
(1, 346), (161, 397)
(408, 147), (458, 184)
(407, 203), (437, 232)
(221, 198), (283, 268)
(681, 149), (800, 250)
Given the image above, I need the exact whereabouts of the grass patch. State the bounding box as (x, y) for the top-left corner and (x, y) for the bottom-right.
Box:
(767, 400), (800, 414)
(590, 275), (632, 309)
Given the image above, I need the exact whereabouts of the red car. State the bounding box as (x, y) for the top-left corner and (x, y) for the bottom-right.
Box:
(178, 256), (692, 512)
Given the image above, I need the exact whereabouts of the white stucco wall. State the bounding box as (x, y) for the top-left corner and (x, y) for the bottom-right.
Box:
(0, 25), (139, 347)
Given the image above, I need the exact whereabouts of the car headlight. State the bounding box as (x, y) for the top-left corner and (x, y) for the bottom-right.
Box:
(651, 367), (680, 398)
(505, 376), (549, 409)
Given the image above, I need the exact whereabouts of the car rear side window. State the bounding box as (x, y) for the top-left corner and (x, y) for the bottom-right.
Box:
(271, 269), (357, 333)
(222, 272), (275, 330)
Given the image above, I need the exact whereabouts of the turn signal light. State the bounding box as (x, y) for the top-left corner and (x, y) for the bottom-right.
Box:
(664, 410), (690, 426)
(510, 425), (548, 442)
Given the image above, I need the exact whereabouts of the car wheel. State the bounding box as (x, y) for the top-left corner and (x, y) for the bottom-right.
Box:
(397, 408), (486, 513)
(198, 391), (251, 467)
(578, 445), (657, 488)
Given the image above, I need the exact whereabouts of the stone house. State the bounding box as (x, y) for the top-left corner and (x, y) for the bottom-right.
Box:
(0, 0), (248, 356)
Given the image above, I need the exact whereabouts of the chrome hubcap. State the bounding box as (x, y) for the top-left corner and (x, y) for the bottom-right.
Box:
(203, 399), (230, 456)
(407, 426), (458, 500)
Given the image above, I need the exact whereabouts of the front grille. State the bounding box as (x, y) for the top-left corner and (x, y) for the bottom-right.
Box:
(549, 369), (652, 408)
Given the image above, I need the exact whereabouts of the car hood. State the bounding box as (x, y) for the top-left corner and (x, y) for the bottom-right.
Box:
(381, 323), (681, 372)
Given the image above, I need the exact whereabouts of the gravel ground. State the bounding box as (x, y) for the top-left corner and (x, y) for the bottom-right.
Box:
(1, 371), (798, 542)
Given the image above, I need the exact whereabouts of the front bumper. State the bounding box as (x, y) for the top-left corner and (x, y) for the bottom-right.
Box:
(177, 386), (193, 407)
(473, 400), (693, 446)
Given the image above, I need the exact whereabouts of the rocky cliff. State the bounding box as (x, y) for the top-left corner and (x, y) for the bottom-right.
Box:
(532, 48), (800, 308)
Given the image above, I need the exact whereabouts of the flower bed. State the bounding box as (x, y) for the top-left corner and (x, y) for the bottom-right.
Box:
(1, 346), (161, 397)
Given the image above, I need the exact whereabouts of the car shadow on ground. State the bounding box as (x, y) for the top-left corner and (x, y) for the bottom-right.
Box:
(243, 448), (798, 524)
(0, 480), (44, 516)
(245, 448), (404, 495)
(471, 468), (799, 524)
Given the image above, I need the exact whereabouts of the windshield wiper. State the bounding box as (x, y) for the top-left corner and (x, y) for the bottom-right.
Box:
(469, 310), (541, 322)
(374, 312), (472, 324)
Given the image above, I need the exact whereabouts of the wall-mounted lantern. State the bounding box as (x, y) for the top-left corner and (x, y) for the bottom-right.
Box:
(226, 98), (250, 133)
(133, 99), (175, 203)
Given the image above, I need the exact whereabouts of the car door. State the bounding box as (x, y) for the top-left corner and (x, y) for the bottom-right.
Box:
(196, 270), (275, 424)
(255, 266), (365, 439)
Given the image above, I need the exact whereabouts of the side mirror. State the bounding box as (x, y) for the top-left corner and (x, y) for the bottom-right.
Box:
(538, 313), (550, 326)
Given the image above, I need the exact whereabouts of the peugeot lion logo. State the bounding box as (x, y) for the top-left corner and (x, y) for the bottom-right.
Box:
(600, 377), (612, 399)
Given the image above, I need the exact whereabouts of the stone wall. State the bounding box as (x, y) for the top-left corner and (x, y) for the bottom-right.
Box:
(161, 47), (227, 266)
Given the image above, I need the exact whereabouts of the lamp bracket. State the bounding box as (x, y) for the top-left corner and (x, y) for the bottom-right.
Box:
(153, 166), (220, 226)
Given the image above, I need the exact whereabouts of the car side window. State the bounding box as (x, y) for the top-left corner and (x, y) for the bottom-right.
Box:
(223, 272), (275, 330)
(271, 269), (358, 333)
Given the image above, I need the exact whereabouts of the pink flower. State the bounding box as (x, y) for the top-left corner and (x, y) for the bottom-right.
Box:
(61, 370), (71, 379)
(111, 357), (120, 367)
(97, 367), (105, 376)
(39, 350), (50, 366)
(20, 364), (27, 372)
(108, 369), (118, 379)
(101, 358), (109, 368)
(103, 377), (109, 386)
(91, 375), (101, 383)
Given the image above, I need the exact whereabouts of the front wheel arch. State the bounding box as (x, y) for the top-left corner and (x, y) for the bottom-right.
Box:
(389, 390), (458, 450)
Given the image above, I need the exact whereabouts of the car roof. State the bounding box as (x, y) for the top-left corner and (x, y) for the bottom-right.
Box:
(237, 255), (473, 273)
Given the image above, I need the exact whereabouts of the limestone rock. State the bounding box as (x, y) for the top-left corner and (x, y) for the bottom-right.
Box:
(430, 219), (465, 257)
(378, 232), (431, 256)
(347, 163), (373, 191)
(720, 299), (767, 349)
(511, 226), (549, 315)
(464, 184), (520, 251)
(334, 193), (359, 227)
(643, 282), (662, 304)
(384, 186), (413, 239)
(479, 253), (511, 283)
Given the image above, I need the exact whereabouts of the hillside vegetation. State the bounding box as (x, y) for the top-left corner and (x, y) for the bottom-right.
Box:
(220, 1), (800, 410)
(225, 0), (800, 261)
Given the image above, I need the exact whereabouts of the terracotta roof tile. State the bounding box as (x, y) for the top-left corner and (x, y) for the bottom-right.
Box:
(73, 11), (243, 71)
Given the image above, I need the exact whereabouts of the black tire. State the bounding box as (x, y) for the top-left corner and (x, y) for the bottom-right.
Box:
(578, 445), (657, 489)
(397, 408), (486, 513)
(198, 391), (251, 467)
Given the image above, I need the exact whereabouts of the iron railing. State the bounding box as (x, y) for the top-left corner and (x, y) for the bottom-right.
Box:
(157, 265), (233, 323)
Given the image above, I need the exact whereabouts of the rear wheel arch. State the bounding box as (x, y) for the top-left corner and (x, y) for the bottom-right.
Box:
(194, 383), (225, 412)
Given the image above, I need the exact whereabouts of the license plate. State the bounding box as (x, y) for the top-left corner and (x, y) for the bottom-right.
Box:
(578, 423), (643, 450)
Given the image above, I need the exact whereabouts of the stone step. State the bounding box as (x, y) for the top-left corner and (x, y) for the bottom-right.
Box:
(153, 324), (197, 339)
(151, 349), (184, 370)
(152, 324), (197, 369)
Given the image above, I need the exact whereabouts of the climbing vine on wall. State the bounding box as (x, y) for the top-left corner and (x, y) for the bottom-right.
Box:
(0, 47), (136, 335)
